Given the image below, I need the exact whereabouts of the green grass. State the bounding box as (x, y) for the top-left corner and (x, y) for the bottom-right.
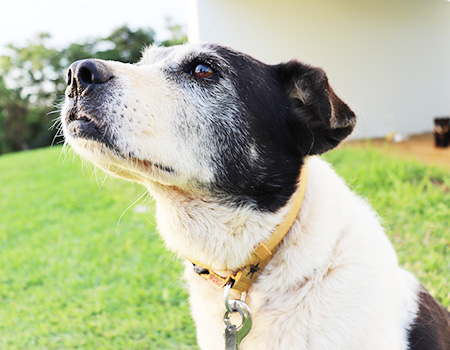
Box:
(0, 147), (198, 350)
(0, 145), (449, 349)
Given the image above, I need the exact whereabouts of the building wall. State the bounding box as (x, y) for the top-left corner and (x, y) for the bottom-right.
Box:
(188, 0), (450, 139)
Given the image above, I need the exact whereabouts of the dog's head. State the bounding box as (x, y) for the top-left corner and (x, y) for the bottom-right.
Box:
(61, 43), (355, 212)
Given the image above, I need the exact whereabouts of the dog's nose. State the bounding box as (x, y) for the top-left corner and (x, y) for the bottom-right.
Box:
(66, 59), (113, 97)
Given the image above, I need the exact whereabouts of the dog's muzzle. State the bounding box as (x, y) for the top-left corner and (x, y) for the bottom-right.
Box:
(64, 59), (116, 146)
(66, 59), (114, 98)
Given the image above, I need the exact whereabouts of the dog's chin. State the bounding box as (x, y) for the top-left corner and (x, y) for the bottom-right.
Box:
(66, 132), (180, 187)
(64, 112), (183, 187)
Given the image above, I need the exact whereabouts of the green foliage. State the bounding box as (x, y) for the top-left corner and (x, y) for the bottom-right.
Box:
(2, 34), (62, 106)
(93, 26), (157, 63)
(160, 19), (188, 47)
(0, 146), (448, 349)
(0, 24), (185, 155)
(62, 25), (158, 67)
(0, 75), (48, 153)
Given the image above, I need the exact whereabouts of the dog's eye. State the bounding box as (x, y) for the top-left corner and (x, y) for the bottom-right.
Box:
(192, 63), (215, 79)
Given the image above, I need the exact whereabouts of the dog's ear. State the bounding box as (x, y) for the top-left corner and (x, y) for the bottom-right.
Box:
(275, 60), (356, 155)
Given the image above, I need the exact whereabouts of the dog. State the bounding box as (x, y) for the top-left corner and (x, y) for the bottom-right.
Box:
(61, 43), (450, 349)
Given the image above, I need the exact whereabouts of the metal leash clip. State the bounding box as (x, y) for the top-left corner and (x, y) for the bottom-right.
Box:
(223, 283), (252, 350)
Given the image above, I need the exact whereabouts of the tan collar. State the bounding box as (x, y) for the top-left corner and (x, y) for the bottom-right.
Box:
(189, 164), (309, 295)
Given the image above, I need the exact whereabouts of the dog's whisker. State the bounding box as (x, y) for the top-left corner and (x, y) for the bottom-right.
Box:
(51, 125), (64, 147)
(100, 171), (109, 187)
(58, 143), (72, 164)
(117, 189), (151, 226)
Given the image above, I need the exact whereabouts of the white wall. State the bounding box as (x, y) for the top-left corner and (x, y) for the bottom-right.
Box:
(189, 0), (450, 139)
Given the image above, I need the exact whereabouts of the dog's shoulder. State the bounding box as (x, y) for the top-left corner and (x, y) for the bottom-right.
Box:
(408, 287), (450, 350)
(304, 155), (371, 217)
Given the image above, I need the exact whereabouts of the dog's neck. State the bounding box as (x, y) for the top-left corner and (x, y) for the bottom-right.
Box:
(146, 183), (290, 271)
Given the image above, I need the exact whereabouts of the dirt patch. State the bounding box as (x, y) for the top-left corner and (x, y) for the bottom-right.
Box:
(345, 133), (450, 170)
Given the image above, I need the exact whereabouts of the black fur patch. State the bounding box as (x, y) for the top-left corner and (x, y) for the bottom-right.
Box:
(275, 60), (356, 156)
(408, 289), (450, 350)
(206, 47), (303, 212)
(198, 46), (355, 212)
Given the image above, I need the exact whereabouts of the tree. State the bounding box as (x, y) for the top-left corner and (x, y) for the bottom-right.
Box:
(0, 36), (58, 152)
(93, 26), (157, 63)
(1, 33), (63, 106)
(161, 18), (188, 47)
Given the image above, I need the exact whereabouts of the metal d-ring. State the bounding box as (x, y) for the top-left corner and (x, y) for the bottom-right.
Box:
(223, 283), (253, 345)
(224, 283), (246, 313)
(223, 299), (253, 345)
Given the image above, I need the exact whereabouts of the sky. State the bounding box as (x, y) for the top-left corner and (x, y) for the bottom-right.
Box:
(0, 0), (188, 55)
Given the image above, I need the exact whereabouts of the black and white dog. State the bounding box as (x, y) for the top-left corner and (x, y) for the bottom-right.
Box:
(61, 43), (450, 349)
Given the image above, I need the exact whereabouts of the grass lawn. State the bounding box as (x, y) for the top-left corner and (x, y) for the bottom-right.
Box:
(0, 147), (197, 350)
(0, 145), (449, 349)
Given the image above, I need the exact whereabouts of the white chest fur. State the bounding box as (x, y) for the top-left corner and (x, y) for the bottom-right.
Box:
(150, 157), (420, 350)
